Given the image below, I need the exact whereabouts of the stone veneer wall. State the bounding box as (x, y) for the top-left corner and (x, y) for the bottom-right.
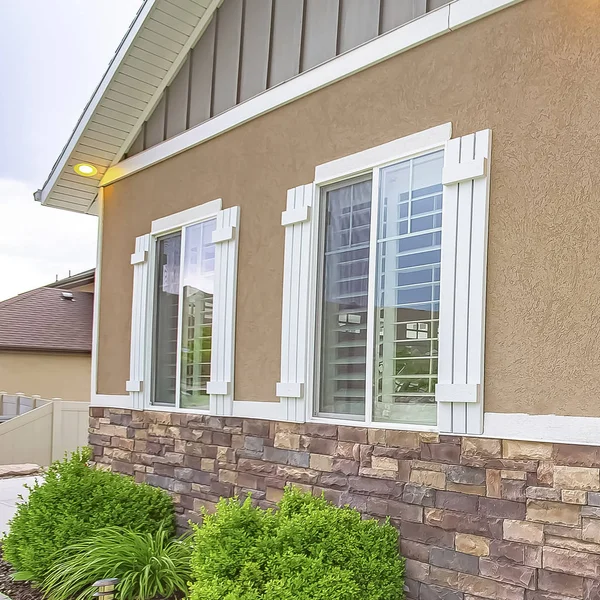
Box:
(90, 407), (600, 600)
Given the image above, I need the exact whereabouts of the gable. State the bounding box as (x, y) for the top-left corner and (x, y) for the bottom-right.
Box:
(125, 0), (451, 158)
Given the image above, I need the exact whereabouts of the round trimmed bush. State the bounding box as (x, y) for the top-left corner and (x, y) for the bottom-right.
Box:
(2, 448), (175, 582)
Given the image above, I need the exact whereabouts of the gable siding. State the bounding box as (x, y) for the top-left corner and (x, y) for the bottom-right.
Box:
(125, 0), (449, 157)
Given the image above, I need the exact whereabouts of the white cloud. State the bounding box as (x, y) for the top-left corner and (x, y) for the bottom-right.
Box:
(0, 179), (97, 300)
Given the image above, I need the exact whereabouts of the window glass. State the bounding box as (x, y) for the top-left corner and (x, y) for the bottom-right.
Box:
(152, 232), (181, 405)
(152, 218), (216, 409)
(373, 150), (444, 425)
(318, 178), (372, 419)
(179, 220), (216, 409)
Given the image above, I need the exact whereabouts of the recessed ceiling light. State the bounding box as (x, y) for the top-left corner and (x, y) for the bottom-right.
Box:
(74, 163), (98, 177)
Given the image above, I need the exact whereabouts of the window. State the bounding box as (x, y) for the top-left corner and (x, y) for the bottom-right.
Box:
(152, 218), (216, 409)
(317, 150), (444, 426)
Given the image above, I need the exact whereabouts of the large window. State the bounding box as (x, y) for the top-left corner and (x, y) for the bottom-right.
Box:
(317, 150), (444, 426)
(152, 218), (216, 409)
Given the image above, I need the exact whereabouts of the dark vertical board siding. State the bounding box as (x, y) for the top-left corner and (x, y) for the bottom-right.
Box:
(301, 0), (339, 71)
(145, 93), (166, 148)
(380, 0), (426, 32)
(337, 0), (380, 53)
(239, 0), (272, 102)
(127, 126), (145, 156)
(166, 56), (190, 138)
(268, 0), (303, 87)
(212, 0), (243, 116)
(189, 17), (216, 127)
(428, 0), (450, 9)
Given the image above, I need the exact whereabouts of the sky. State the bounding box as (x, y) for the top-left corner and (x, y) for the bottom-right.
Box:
(0, 0), (143, 301)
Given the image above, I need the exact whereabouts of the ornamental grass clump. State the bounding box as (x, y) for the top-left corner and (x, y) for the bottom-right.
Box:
(190, 487), (405, 600)
(40, 527), (192, 600)
(1, 448), (175, 583)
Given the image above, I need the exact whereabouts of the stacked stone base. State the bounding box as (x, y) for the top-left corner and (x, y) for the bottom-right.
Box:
(90, 407), (600, 600)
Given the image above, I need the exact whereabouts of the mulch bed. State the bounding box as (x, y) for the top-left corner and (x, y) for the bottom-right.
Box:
(0, 549), (44, 600)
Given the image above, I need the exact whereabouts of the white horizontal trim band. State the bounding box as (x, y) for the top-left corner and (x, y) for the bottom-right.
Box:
(276, 382), (304, 398)
(91, 394), (133, 408)
(436, 383), (480, 403)
(100, 0), (523, 188)
(442, 157), (487, 186)
(281, 206), (310, 226)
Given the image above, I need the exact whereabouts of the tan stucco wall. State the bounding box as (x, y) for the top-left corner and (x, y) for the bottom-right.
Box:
(0, 351), (91, 401)
(98, 0), (600, 417)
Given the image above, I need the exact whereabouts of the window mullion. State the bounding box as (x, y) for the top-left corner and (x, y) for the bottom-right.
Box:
(174, 226), (187, 410)
(364, 167), (381, 426)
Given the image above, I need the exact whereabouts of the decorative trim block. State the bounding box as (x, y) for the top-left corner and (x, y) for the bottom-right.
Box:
(277, 183), (314, 423)
(209, 206), (240, 417)
(437, 130), (492, 435)
(128, 233), (151, 410)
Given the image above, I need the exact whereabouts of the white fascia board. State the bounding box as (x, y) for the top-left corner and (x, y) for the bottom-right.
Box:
(101, 0), (525, 188)
(40, 0), (158, 205)
(314, 122), (452, 184)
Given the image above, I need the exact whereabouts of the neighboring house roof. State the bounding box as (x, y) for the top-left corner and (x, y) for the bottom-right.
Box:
(46, 268), (95, 291)
(0, 287), (93, 353)
(36, 0), (221, 215)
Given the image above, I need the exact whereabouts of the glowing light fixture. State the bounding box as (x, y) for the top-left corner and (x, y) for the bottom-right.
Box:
(74, 163), (98, 177)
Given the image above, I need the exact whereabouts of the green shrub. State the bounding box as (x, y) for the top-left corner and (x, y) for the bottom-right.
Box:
(190, 487), (405, 600)
(40, 527), (192, 600)
(2, 448), (175, 582)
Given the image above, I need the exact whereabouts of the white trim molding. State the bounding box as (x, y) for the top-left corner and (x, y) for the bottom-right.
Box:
(276, 184), (314, 423)
(437, 129), (492, 436)
(151, 198), (222, 236)
(90, 188), (104, 400)
(100, 1), (523, 188)
(91, 394), (134, 409)
(208, 206), (241, 416)
(483, 412), (600, 446)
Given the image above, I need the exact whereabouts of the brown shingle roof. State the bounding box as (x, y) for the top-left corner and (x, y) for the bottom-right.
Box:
(0, 288), (93, 353)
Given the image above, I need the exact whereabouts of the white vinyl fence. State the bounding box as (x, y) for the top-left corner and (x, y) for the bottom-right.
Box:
(0, 393), (89, 466)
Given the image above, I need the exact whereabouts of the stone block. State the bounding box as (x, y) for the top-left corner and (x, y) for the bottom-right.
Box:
(386, 430), (420, 450)
(503, 520), (544, 545)
(421, 442), (461, 464)
(412, 459), (445, 472)
(456, 572), (525, 600)
(480, 498), (526, 520)
(338, 426), (368, 443)
(479, 558), (536, 590)
(582, 517), (600, 543)
(386, 499), (423, 523)
(300, 436), (337, 455)
(366, 428), (386, 445)
(446, 465), (486, 485)
(405, 558), (429, 583)
(371, 456), (398, 471)
(420, 583), (463, 600)
(359, 466), (398, 480)
(401, 521), (455, 548)
(584, 579), (600, 600)
(219, 469), (237, 484)
(436, 490), (479, 514)
(461, 437), (502, 459)
(537, 461), (554, 486)
(554, 466), (600, 491)
(501, 470), (527, 480)
(527, 500), (580, 526)
(455, 533), (490, 556)
(546, 534), (600, 555)
(331, 457), (359, 476)
(400, 539), (430, 562)
(411, 469), (446, 490)
(542, 546), (600, 578)
(425, 508), (503, 538)
(428, 566), (459, 589)
(490, 539), (526, 564)
(274, 432), (300, 450)
(562, 490), (587, 505)
(430, 547), (479, 575)
(502, 480), (527, 502)
(266, 486), (284, 503)
(276, 465), (319, 484)
(112, 461), (134, 475)
(419, 432), (440, 444)
(319, 472), (348, 489)
(403, 483), (436, 507)
(503, 440), (553, 460)
(310, 453), (334, 472)
(553, 444), (600, 468)
(334, 441), (358, 459)
(487, 469), (502, 498)
(238, 458), (276, 475)
(242, 419), (271, 437)
(526, 486), (561, 501)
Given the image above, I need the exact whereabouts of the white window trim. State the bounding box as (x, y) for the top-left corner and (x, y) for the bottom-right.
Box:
(125, 198), (242, 414)
(303, 124), (452, 432)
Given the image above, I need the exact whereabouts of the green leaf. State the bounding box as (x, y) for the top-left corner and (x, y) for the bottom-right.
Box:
(12, 571), (35, 581)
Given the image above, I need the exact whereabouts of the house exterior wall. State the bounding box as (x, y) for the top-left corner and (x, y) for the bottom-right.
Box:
(0, 351), (91, 401)
(91, 407), (600, 599)
(97, 0), (600, 419)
